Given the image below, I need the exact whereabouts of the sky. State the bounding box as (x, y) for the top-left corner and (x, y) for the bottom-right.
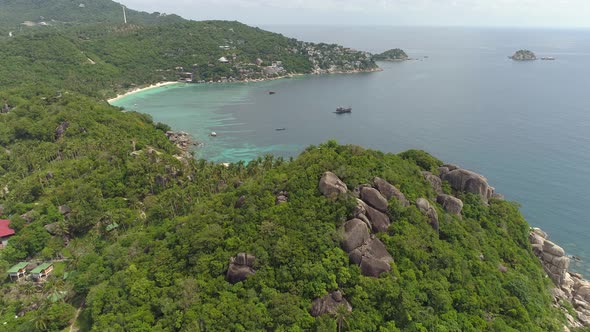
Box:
(117, 0), (590, 28)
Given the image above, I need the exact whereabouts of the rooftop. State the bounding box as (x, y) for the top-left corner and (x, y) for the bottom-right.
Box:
(7, 262), (28, 274)
(31, 263), (53, 274)
(0, 219), (15, 238)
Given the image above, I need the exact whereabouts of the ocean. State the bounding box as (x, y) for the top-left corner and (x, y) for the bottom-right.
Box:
(112, 26), (590, 275)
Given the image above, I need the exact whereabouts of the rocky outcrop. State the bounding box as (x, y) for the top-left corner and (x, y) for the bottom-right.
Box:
(1, 101), (10, 113)
(530, 229), (569, 285)
(422, 172), (443, 194)
(340, 218), (393, 277)
(436, 194), (463, 216)
(55, 121), (69, 140)
(439, 165), (495, 203)
(373, 177), (410, 206)
(234, 195), (246, 209)
(319, 172), (348, 197)
(320, 172), (396, 278)
(166, 131), (196, 151)
(310, 290), (352, 317)
(416, 198), (439, 231)
(360, 187), (388, 212)
(341, 219), (370, 253)
(59, 205), (71, 216)
(226, 253), (256, 283)
(530, 228), (590, 328)
(356, 199), (390, 233)
(44, 223), (61, 236)
(348, 235), (393, 277)
(275, 191), (289, 205)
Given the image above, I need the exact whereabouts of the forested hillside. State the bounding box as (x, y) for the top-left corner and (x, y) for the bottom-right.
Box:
(0, 1), (377, 99)
(0, 0), (183, 33)
(0, 86), (575, 330)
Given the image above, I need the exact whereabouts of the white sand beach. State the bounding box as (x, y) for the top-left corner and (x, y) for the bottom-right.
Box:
(107, 81), (180, 104)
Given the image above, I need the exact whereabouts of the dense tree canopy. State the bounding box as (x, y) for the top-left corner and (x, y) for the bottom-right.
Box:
(0, 90), (574, 330)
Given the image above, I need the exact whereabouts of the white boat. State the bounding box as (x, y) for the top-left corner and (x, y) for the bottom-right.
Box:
(210, 132), (217, 137)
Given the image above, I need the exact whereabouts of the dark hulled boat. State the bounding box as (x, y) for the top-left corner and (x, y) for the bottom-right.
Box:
(334, 107), (352, 114)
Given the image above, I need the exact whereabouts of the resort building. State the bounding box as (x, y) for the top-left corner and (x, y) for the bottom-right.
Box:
(7, 262), (28, 281)
(0, 219), (15, 249)
(31, 263), (54, 281)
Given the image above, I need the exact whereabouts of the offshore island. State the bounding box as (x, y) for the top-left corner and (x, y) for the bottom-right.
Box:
(0, 0), (587, 331)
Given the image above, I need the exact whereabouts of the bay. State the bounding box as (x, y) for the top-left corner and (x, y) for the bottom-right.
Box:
(112, 26), (590, 275)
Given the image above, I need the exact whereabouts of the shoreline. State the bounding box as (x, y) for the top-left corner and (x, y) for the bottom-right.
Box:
(106, 67), (382, 104)
(107, 81), (180, 104)
(530, 227), (590, 328)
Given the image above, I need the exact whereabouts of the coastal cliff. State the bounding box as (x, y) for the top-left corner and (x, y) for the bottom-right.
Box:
(530, 228), (590, 328)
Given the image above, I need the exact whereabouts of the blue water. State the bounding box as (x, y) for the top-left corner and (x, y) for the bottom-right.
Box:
(112, 26), (590, 276)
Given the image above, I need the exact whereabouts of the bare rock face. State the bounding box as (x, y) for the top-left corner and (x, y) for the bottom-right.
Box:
(416, 198), (439, 231)
(226, 253), (256, 283)
(275, 191), (289, 205)
(234, 195), (246, 209)
(341, 219), (370, 253)
(310, 290), (352, 317)
(319, 172), (348, 197)
(348, 236), (393, 277)
(529, 227), (590, 328)
(532, 235), (570, 285)
(436, 194), (463, 216)
(360, 187), (388, 212)
(58, 205), (71, 215)
(44, 223), (61, 236)
(55, 121), (69, 140)
(340, 218), (393, 278)
(422, 172), (443, 194)
(373, 177), (410, 206)
(357, 199), (390, 233)
(439, 166), (495, 203)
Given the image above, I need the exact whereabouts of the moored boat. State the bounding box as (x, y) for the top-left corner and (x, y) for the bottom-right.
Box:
(334, 107), (352, 114)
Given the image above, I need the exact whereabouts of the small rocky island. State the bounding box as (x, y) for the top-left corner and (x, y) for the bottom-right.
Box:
(511, 49), (537, 61)
(373, 48), (409, 61)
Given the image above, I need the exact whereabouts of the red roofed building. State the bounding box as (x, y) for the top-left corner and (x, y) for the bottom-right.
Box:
(0, 219), (15, 249)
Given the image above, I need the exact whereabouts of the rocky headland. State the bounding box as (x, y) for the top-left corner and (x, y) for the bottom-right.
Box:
(530, 228), (590, 328)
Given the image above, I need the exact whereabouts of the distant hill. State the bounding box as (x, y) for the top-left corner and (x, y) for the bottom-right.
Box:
(0, 0), (183, 33)
(374, 48), (409, 61)
(0, 20), (377, 98)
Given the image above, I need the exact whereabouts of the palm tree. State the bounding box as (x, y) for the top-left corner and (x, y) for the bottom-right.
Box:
(332, 304), (351, 332)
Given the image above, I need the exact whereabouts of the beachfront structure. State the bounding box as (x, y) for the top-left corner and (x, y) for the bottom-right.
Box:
(7, 262), (28, 281)
(0, 219), (15, 249)
(31, 263), (53, 281)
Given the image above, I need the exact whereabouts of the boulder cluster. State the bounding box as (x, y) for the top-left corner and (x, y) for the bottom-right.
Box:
(530, 228), (590, 328)
(226, 252), (256, 284)
(310, 290), (352, 317)
(165, 131), (200, 159)
(438, 164), (496, 203)
(320, 172), (401, 278)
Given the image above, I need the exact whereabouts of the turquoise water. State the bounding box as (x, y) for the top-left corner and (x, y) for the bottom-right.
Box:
(112, 27), (590, 276)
